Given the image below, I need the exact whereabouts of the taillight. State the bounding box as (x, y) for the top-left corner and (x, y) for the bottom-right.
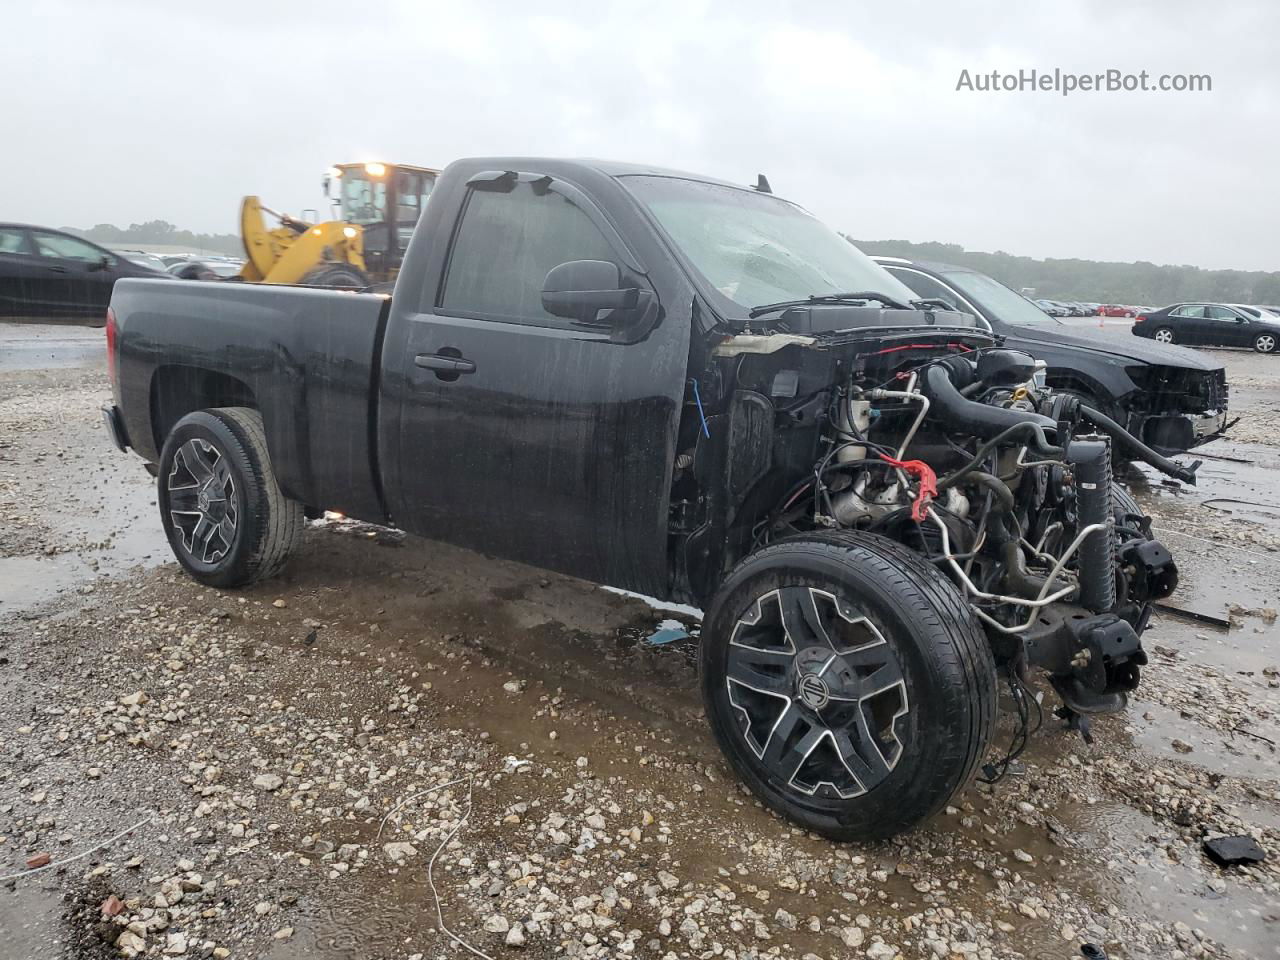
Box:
(1134, 315), (1146, 323)
(105, 306), (118, 389)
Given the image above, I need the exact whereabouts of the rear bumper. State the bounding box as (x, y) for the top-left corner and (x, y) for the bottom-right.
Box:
(101, 404), (130, 453)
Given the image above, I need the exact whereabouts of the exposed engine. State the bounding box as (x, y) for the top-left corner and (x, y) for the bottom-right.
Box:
(706, 332), (1189, 735)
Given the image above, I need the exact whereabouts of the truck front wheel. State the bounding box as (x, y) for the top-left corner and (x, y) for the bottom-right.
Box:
(157, 407), (304, 588)
(701, 531), (997, 841)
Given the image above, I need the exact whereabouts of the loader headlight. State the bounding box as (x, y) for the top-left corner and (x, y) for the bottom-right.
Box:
(327, 166), (343, 179)
(342, 226), (358, 239)
(364, 162), (386, 177)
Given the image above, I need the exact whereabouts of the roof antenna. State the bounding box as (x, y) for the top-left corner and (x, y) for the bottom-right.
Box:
(754, 174), (772, 194)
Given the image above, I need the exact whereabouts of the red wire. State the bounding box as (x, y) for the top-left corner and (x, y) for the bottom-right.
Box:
(876, 454), (938, 522)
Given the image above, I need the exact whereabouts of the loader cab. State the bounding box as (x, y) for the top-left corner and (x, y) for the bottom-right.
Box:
(323, 162), (440, 281)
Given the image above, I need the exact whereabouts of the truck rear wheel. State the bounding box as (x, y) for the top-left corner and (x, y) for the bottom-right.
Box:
(700, 531), (996, 841)
(157, 407), (304, 588)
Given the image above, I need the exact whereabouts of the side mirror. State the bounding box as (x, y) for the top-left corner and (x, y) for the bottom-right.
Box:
(541, 259), (641, 324)
(89, 255), (111, 272)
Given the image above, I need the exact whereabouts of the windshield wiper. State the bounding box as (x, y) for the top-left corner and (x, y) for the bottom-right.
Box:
(909, 297), (959, 312)
(748, 291), (912, 319)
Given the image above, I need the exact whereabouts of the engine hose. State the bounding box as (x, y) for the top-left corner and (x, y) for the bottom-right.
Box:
(936, 423), (1061, 496)
(963, 470), (1016, 513)
(922, 364), (1059, 444)
(1078, 404), (1199, 484)
(1069, 438), (1116, 612)
(1000, 541), (1052, 600)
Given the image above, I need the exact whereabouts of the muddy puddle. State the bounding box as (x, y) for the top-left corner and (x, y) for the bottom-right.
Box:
(1125, 698), (1277, 780)
(1055, 801), (1276, 958)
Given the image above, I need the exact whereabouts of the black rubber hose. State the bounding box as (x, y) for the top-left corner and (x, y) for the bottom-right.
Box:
(922, 364), (1058, 441)
(1078, 404), (1199, 484)
(936, 422), (1061, 496)
(963, 470), (1016, 513)
(1000, 541), (1052, 599)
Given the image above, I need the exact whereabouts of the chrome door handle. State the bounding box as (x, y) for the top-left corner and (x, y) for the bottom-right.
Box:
(414, 353), (475, 375)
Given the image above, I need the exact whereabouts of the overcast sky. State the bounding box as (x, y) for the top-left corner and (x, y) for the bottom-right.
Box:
(4, 0), (1276, 271)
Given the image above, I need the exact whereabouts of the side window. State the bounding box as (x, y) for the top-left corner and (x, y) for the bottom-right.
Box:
(1173, 304), (1205, 318)
(33, 232), (106, 262)
(1205, 305), (1238, 320)
(441, 183), (617, 325)
(0, 227), (32, 255)
(395, 171), (436, 224)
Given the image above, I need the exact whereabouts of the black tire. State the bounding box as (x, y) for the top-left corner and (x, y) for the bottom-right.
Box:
(700, 531), (997, 841)
(300, 263), (370, 289)
(1111, 482), (1143, 522)
(1253, 332), (1277, 354)
(157, 407), (304, 588)
(1152, 326), (1175, 345)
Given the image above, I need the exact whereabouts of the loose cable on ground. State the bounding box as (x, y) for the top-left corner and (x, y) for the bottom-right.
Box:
(1152, 526), (1279, 563)
(425, 774), (494, 960)
(0, 814), (154, 884)
(375, 776), (469, 840)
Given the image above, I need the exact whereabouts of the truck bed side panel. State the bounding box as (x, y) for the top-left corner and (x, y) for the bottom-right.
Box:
(112, 279), (388, 522)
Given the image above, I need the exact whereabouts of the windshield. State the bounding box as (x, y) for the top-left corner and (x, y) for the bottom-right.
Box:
(339, 172), (388, 226)
(622, 175), (917, 314)
(944, 270), (1059, 326)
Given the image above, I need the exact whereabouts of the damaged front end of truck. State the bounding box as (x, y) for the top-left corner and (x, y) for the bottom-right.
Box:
(672, 301), (1189, 839)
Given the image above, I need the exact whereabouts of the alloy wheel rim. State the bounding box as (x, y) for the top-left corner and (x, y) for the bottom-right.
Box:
(1259, 335), (1275, 352)
(724, 586), (909, 800)
(1155, 329), (1173, 343)
(167, 439), (237, 564)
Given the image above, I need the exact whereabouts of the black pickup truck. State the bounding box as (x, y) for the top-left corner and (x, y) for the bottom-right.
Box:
(105, 158), (1192, 840)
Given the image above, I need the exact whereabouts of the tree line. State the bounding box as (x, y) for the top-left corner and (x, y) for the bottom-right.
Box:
(60, 220), (1280, 307)
(850, 238), (1280, 307)
(64, 220), (243, 256)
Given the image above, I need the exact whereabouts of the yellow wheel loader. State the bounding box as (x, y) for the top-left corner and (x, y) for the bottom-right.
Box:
(237, 161), (441, 288)
(322, 162), (440, 283)
(237, 197), (369, 287)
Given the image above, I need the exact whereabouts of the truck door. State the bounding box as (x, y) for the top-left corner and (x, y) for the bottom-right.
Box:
(384, 171), (686, 599)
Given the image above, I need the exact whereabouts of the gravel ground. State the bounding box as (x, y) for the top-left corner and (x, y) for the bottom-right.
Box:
(1, 324), (1277, 960)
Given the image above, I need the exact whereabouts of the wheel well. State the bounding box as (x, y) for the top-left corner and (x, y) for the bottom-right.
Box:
(1044, 375), (1102, 405)
(150, 366), (257, 451)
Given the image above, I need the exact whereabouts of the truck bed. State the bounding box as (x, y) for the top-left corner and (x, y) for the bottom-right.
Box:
(111, 278), (390, 522)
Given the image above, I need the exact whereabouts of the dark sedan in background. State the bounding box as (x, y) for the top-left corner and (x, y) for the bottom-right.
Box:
(0, 223), (170, 321)
(874, 256), (1230, 456)
(1134, 303), (1280, 353)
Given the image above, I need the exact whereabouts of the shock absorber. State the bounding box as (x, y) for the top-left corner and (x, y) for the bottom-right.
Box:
(1067, 438), (1116, 612)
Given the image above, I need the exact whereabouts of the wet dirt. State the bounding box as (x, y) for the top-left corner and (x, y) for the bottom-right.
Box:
(2, 324), (1278, 960)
